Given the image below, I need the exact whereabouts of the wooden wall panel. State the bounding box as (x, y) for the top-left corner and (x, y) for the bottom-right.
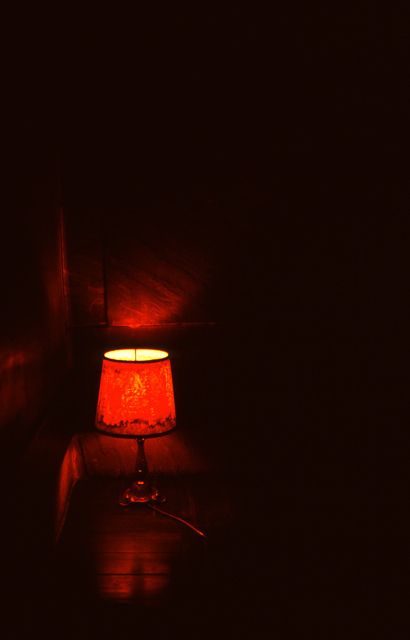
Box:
(104, 203), (215, 326)
(64, 207), (106, 326)
(63, 185), (269, 329)
(1, 125), (70, 456)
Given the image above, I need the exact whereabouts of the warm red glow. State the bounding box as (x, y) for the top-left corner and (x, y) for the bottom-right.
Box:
(97, 574), (170, 602)
(108, 241), (211, 327)
(96, 348), (176, 436)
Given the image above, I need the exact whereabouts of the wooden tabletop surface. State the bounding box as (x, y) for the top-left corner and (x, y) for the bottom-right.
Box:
(56, 473), (233, 609)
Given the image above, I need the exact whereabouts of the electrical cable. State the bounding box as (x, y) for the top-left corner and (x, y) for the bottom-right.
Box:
(145, 502), (207, 539)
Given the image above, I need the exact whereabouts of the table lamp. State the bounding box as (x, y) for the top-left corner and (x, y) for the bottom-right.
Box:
(95, 348), (176, 505)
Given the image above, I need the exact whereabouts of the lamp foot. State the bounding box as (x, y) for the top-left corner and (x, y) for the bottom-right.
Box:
(119, 481), (166, 506)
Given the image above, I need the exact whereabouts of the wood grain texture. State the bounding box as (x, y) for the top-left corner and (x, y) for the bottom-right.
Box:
(64, 207), (106, 326)
(76, 430), (209, 477)
(1, 142), (69, 453)
(56, 475), (223, 605)
(63, 183), (275, 330)
(104, 204), (215, 327)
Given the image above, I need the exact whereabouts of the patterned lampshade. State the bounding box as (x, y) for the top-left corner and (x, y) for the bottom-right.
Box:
(95, 348), (176, 437)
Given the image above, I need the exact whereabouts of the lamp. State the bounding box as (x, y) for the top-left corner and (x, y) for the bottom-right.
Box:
(95, 348), (176, 505)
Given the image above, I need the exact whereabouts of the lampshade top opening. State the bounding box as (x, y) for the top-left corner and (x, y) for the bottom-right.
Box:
(103, 348), (169, 363)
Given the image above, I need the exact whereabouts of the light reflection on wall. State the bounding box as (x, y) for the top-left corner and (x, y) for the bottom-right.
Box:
(106, 232), (213, 327)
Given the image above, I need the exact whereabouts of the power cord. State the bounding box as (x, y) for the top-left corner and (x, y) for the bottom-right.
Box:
(145, 502), (207, 540)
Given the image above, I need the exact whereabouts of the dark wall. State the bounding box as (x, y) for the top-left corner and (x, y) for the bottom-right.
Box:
(59, 8), (298, 330)
(1, 122), (70, 454)
(59, 7), (369, 334)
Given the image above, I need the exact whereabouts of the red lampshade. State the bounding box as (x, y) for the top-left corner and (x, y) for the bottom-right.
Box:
(95, 348), (176, 437)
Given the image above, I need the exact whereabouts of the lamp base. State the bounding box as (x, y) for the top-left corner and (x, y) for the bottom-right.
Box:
(119, 480), (165, 506)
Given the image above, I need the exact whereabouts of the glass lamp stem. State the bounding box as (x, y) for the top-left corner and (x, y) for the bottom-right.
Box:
(135, 436), (148, 482)
(120, 436), (161, 505)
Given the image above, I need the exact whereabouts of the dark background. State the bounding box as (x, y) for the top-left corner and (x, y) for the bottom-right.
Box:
(2, 7), (403, 637)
